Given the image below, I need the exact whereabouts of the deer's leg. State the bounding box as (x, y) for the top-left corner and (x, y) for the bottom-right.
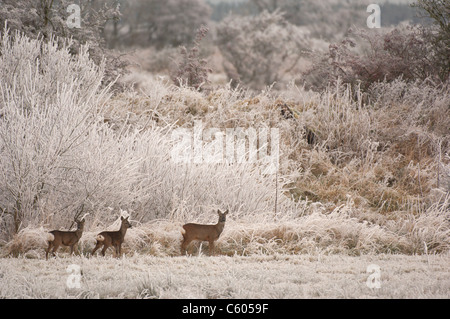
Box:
(101, 243), (110, 256)
(209, 240), (215, 256)
(73, 243), (80, 256)
(51, 243), (60, 258)
(115, 244), (122, 258)
(181, 238), (190, 255)
(45, 242), (53, 260)
(91, 241), (102, 256)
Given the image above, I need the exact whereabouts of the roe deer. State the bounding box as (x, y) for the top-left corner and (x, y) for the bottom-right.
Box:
(181, 209), (228, 256)
(46, 215), (87, 260)
(91, 216), (132, 257)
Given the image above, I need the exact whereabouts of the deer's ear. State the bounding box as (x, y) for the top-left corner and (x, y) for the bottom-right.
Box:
(121, 216), (125, 221)
(224, 210), (229, 215)
(217, 209), (221, 215)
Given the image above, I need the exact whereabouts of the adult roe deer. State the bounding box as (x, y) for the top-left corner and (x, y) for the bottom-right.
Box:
(46, 214), (88, 260)
(181, 209), (228, 256)
(91, 216), (132, 257)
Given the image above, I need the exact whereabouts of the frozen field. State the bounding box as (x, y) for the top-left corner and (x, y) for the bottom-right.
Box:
(0, 254), (448, 298)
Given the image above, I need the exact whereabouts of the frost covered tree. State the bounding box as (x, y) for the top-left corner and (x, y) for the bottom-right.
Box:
(303, 0), (449, 91)
(412, 0), (450, 82)
(118, 0), (211, 48)
(0, 0), (125, 87)
(216, 10), (308, 90)
(249, 0), (366, 41)
(303, 26), (447, 91)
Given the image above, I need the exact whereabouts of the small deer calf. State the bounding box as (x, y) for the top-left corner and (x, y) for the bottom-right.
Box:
(46, 216), (86, 260)
(181, 209), (228, 256)
(91, 216), (132, 257)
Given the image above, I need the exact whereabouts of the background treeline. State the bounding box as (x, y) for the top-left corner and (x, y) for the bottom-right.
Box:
(1, 0), (446, 91)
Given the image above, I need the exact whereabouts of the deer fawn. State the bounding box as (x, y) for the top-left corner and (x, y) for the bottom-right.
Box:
(181, 209), (228, 256)
(91, 216), (132, 257)
(46, 215), (87, 260)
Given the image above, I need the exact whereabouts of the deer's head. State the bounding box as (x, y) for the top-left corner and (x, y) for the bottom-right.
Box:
(217, 209), (228, 223)
(121, 216), (132, 229)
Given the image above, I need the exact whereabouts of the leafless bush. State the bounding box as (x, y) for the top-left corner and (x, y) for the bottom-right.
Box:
(0, 29), (158, 237)
(412, 0), (450, 81)
(0, 28), (105, 235)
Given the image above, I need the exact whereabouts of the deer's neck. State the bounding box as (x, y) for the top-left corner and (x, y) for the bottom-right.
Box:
(119, 225), (128, 239)
(215, 221), (225, 235)
(75, 227), (84, 239)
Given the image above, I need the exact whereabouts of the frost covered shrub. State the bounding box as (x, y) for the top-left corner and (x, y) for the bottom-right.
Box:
(0, 30), (152, 236)
(0, 29), (153, 237)
(171, 25), (212, 90)
(412, 0), (450, 82)
(0, 29), (105, 235)
(304, 26), (448, 91)
(0, 31), (172, 237)
(217, 10), (308, 90)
